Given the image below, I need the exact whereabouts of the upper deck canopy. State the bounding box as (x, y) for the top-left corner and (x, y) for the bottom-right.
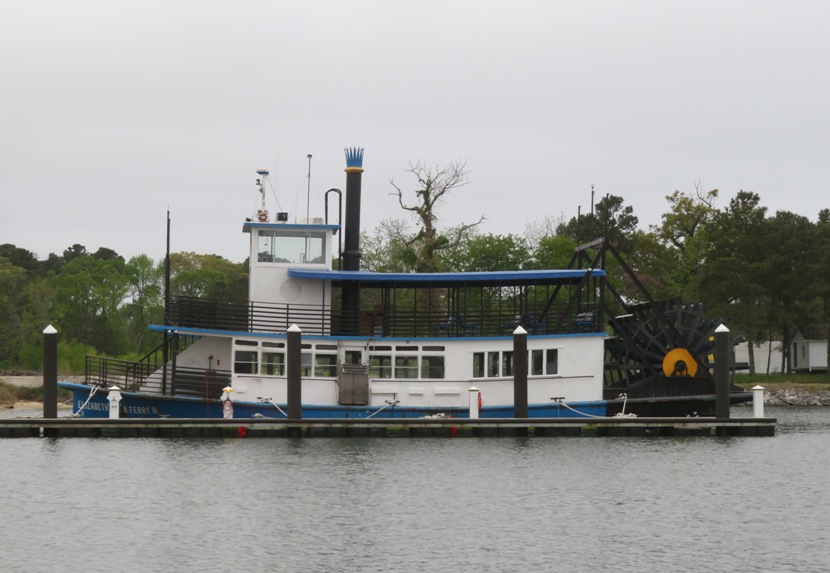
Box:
(287, 268), (604, 288)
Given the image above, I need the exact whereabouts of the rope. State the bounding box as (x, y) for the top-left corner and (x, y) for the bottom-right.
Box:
(366, 399), (399, 419)
(72, 384), (102, 417)
(258, 397), (288, 417)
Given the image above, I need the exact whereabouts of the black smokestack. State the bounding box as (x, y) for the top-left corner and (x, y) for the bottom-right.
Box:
(341, 147), (364, 334)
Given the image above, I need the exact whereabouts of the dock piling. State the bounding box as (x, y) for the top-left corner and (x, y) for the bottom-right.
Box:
(513, 326), (528, 428)
(287, 324), (302, 436)
(752, 385), (765, 418)
(42, 325), (58, 420)
(107, 386), (122, 419)
(469, 386), (480, 419)
(714, 324), (731, 419)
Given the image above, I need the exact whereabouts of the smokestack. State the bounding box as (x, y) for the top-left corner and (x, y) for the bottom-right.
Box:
(341, 147), (364, 334)
(343, 147), (364, 271)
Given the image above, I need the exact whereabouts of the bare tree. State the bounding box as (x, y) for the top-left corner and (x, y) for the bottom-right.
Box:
(389, 160), (484, 272)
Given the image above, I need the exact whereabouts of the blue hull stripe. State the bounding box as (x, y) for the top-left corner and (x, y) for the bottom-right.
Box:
(59, 382), (608, 419)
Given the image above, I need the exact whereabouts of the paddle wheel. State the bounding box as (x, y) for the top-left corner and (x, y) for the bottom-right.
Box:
(568, 238), (750, 416)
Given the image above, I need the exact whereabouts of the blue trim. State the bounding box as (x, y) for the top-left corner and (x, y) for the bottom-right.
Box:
(287, 268), (605, 283)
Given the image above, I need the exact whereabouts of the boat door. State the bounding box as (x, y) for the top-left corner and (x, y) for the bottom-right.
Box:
(337, 347), (369, 405)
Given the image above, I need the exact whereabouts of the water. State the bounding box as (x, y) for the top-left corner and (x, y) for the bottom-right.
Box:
(2, 407), (829, 573)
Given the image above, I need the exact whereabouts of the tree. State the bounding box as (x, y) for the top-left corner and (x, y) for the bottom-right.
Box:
(124, 255), (164, 354)
(443, 232), (530, 272)
(652, 185), (719, 301)
(360, 219), (419, 273)
(389, 160), (484, 273)
(170, 252), (247, 303)
(557, 194), (639, 251)
(700, 191), (768, 373)
(0, 257), (27, 367)
(529, 235), (576, 270)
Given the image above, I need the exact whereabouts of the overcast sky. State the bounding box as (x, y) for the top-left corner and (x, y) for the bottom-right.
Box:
(3, 1), (828, 263)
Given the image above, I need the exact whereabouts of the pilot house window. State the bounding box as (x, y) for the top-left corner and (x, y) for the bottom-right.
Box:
(257, 230), (327, 264)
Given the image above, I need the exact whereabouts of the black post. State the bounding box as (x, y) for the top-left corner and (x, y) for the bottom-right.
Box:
(171, 332), (179, 396)
(42, 325), (58, 419)
(714, 324), (731, 419)
(287, 324), (302, 424)
(513, 326), (528, 424)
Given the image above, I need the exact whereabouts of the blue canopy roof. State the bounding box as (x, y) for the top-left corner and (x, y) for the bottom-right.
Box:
(288, 268), (604, 286)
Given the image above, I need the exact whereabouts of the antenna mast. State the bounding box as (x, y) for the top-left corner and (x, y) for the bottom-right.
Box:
(306, 154), (312, 223)
(256, 170), (270, 222)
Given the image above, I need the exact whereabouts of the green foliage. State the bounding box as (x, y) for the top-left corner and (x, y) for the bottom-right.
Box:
(57, 340), (100, 374)
(170, 252), (247, 303)
(444, 232), (530, 272)
(557, 194), (639, 251)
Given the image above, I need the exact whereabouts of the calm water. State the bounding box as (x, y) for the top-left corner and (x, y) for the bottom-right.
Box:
(2, 407), (829, 573)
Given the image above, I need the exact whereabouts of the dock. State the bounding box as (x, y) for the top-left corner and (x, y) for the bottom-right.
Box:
(0, 416), (776, 438)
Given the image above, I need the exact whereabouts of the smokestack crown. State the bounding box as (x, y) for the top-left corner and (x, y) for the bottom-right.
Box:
(345, 147), (364, 171)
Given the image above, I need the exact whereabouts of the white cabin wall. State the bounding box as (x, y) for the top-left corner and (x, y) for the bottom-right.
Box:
(175, 337), (232, 370)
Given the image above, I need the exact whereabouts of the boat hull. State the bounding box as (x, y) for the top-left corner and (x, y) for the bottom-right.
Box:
(59, 382), (608, 419)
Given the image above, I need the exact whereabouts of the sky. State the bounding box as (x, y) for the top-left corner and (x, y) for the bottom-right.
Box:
(2, 1), (829, 263)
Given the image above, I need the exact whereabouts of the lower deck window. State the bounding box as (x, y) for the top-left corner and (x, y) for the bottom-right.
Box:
(420, 356), (445, 379)
(395, 356), (418, 379)
(262, 352), (285, 376)
(531, 350), (543, 375)
(314, 354), (338, 377)
(502, 351), (513, 377)
(472, 348), (559, 378)
(487, 352), (500, 377)
(234, 350), (258, 374)
(546, 349), (558, 375)
(370, 355), (392, 378)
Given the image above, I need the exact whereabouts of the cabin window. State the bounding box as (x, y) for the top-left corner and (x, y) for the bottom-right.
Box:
(531, 350), (544, 376)
(546, 349), (559, 375)
(234, 350), (258, 374)
(395, 356), (419, 379)
(261, 352), (285, 376)
(487, 352), (500, 377)
(472, 352), (485, 378)
(257, 229), (327, 264)
(314, 354), (338, 377)
(301, 353), (313, 377)
(421, 356), (445, 379)
(262, 341), (285, 348)
(502, 351), (514, 377)
(344, 350), (362, 365)
(370, 355), (392, 378)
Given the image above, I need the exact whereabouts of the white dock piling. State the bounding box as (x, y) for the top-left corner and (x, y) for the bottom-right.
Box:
(107, 386), (122, 419)
(752, 385), (765, 418)
(469, 386), (480, 419)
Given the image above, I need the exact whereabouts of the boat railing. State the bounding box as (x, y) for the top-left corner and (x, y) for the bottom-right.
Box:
(165, 295), (600, 337)
(85, 355), (231, 398)
(86, 355), (161, 392)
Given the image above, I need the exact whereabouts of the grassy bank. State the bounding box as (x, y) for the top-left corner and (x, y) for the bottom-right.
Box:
(0, 381), (72, 407)
(733, 372), (830, 392)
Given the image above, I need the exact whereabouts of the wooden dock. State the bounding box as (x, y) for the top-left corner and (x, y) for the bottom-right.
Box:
(0, 416), (776, 438)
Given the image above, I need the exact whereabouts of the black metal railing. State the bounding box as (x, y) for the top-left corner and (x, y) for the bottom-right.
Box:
(166, 295), (599, 338)
(86, 355), (160, 392)
(85, 355), (231, 398)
